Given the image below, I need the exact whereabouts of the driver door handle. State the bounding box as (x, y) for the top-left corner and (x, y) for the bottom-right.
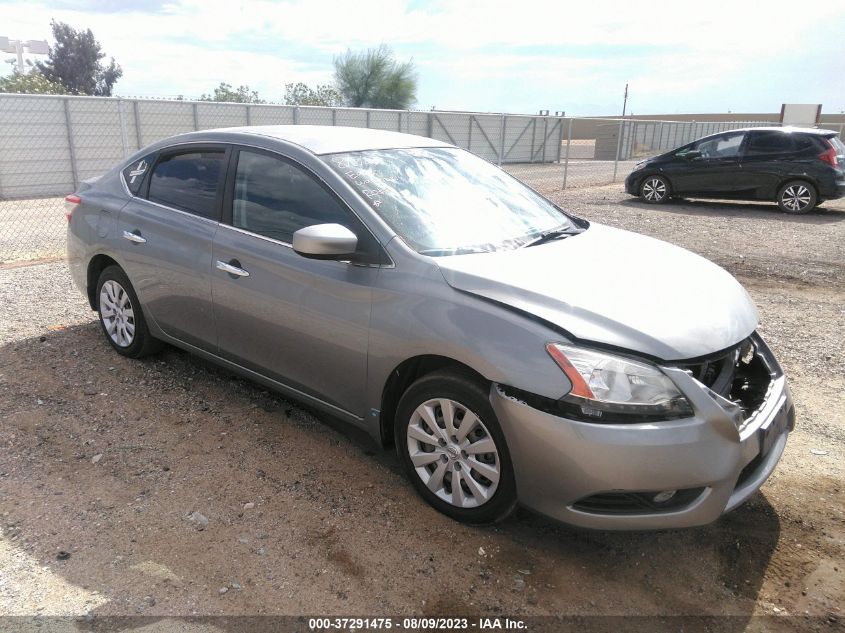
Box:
(216, 259), (250, 277)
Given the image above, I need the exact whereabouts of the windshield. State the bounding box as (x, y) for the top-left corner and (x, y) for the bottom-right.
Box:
(324, 147), (581, 255)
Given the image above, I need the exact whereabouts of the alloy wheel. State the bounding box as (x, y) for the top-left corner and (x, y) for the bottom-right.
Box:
(406, 398), (500, 508)
(642, 177), (667, 202)
(781, 185), (811, 212)
(99, 280), (136, 347)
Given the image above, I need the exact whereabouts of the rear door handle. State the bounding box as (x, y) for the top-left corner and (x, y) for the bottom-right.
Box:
(123, 230), (146, 244)
(216, 259), (250, 277)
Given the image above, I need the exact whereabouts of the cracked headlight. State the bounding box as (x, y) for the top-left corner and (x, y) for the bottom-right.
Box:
(546, 343), (693, 422)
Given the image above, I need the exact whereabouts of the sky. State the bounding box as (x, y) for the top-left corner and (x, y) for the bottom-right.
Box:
(1, 0), (844, 116)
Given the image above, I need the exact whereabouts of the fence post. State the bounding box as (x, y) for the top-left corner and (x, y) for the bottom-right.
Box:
(133, 100), (143, 149)
(427, 112), (433, 138)
(192, 102), (199, 131)
(63, 97), (79, 189)
(529, 118), (536, 163)
(468, 115), (473, 152)
(366, 110), (371, 128)
(556, 116), (564, 163)
(541, 117), (548, 162)
(498, 114), (506, 165)
(562, 117), (573, 192)
(246, 104), (252, 126)
(116, 98), (129, 158)
(612, 118), (624, 182)
(293, 106), (300, 125)
(332, 108), (337, 126)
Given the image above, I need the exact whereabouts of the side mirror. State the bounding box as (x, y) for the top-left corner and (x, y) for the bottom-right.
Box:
(682, 149), (702, 160)
(292, 223), (358, 259)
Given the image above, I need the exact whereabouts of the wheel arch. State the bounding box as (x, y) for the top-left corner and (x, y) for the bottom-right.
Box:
(639, 171), (673, 193)
(776, 176), (818, 197)
(379, 354), (487, 447)
(86, 254), (122, 310)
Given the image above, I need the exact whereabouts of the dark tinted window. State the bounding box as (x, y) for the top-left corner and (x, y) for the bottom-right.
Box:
(793, 134), (821, 153)
(121, 153), (154, 195)
(746, 132), (794, 155)
(148, 151), (225, 219)
(232, 150), (352, 243)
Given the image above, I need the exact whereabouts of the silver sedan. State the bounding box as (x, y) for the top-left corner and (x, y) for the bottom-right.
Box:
(66, 126), (793, 528)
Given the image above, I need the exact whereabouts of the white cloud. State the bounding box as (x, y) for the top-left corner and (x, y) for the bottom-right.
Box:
(1, 0), (843, 113)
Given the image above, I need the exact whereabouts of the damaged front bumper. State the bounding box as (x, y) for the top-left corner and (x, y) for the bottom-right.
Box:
(491, 333), (794, 530)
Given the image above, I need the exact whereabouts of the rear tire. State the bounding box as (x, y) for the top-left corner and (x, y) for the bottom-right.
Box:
(777, 180), (817, 214)
(395, 370), (517, 525)
(96, 265), (161, 358)
(639, 175), (671, 204)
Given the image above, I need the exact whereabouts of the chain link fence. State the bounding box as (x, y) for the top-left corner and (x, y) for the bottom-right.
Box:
(0, 93), (787, 264)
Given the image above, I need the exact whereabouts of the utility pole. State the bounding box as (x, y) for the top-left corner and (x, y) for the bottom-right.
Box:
(621, 82), (629, 118)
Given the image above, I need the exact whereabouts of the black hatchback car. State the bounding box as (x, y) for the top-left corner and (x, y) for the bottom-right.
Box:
(625, 127), (845, 213)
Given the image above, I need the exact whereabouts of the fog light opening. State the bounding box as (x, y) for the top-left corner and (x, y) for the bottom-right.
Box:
(653, 490), (677, 504)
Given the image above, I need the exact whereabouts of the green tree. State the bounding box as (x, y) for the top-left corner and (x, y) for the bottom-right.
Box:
(333, 45), (416, 109)
(200, 82), (265, 104)
(283, 82), (342, 106)
(0, 69), (67, 95)
(36, 20), (122, 96)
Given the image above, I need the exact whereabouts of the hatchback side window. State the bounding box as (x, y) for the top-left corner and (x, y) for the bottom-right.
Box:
(147, 150), (225, 220)
(746, 132), (794, 155)
(232, 150), (353, 243)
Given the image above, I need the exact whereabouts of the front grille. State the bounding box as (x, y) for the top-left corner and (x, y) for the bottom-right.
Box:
(572, 488), (705, 516)
(671, 334), (776, 423)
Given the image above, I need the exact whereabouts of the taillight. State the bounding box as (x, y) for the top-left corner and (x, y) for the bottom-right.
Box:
(64, 194), (81, 223)
(818, 145), (839, 168)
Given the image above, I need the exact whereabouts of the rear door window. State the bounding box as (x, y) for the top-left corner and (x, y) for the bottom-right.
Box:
(746, 132), (794, 155)
(147, 150), (226, 220)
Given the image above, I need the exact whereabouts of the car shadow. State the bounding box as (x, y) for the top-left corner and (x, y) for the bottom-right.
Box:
(621, 197), (845, 223)
(0, 324), (783, 628)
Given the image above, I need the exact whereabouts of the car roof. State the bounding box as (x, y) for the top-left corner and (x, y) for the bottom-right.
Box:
(712, 126), (838, 136)
(205, 125), (452, 155)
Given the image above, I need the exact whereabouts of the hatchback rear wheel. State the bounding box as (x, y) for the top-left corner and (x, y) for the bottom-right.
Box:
(395, 370), (517, 524)
(639, 175), (671, 204)
(777, 180), (817, 214)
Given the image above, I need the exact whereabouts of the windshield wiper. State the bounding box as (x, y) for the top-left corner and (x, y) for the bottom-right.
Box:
(522, 227), (581, 248)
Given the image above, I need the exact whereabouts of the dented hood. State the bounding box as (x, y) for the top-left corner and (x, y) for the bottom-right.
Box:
(435, 223), (758, 361)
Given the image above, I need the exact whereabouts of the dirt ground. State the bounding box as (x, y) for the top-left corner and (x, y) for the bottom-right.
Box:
(0, 185), (843, 630)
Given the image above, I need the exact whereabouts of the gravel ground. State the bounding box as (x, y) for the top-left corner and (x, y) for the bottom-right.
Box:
(0, 186), (843, 627)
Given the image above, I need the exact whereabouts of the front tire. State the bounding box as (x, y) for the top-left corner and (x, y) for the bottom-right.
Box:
(777, 180), (817, 214)
(96, 265), (161, 358)
(639, 175), (671, 204)
(395, 370), (517, 524)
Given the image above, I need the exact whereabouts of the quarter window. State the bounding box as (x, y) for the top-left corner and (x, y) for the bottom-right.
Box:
(147, 150), (225, 220)
(121, 153), (155, 195)
(232, 150), (352, 243)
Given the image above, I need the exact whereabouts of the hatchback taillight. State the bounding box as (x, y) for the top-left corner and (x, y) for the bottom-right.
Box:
(64, 194), (81, 222)
(818, 145), (839, 168)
